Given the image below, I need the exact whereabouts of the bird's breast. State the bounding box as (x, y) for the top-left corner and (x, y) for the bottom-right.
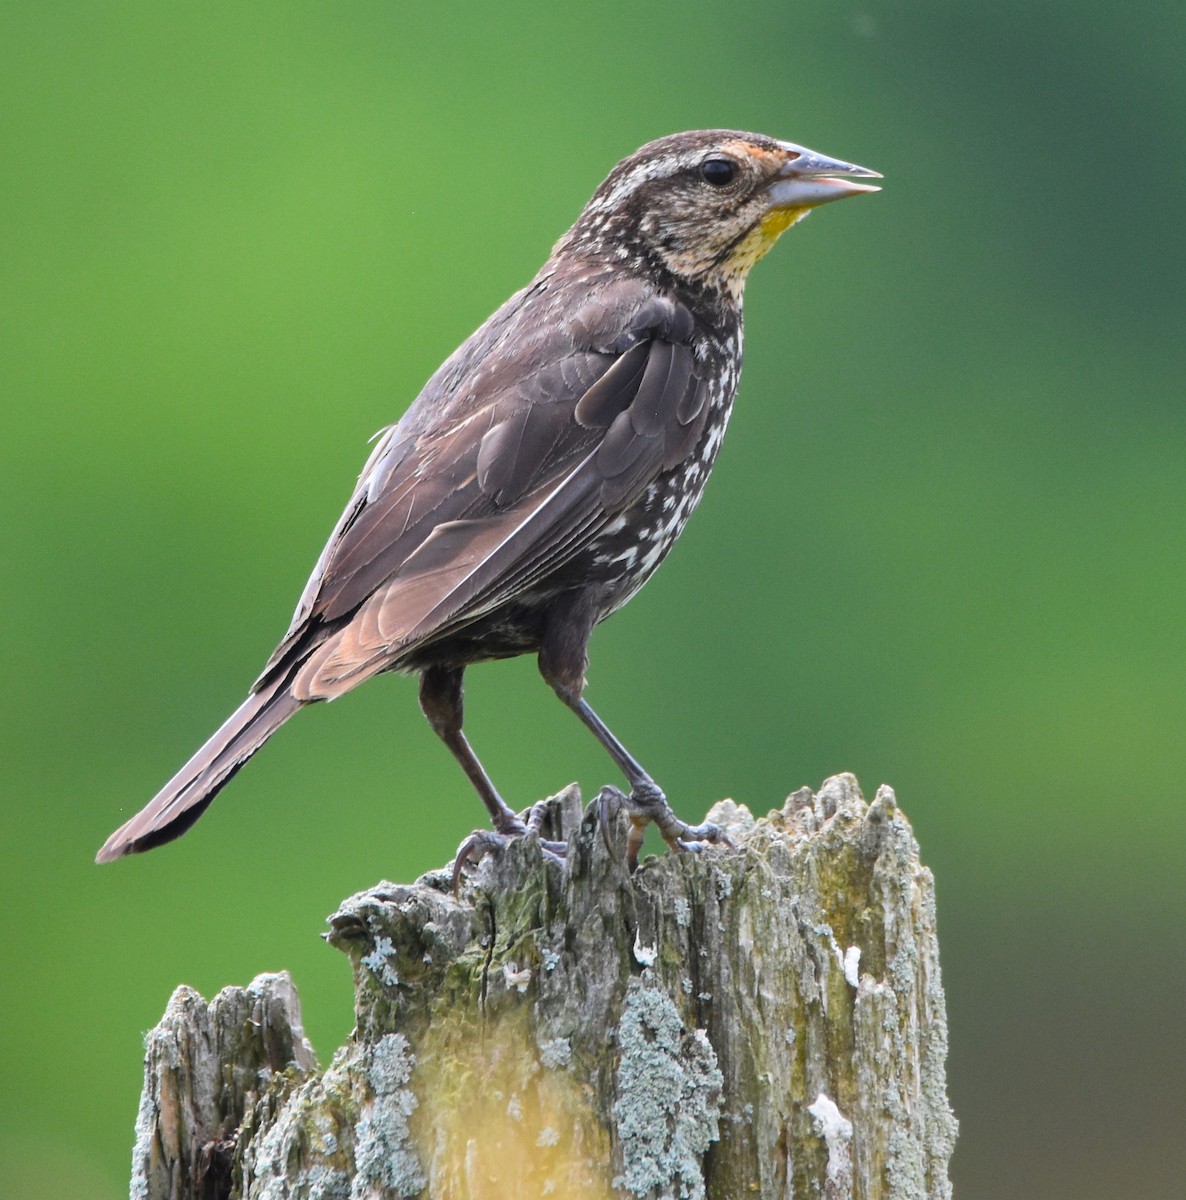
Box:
(578, 333), (741, 621)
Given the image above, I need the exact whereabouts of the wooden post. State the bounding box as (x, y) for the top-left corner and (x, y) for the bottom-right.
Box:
(129, 774), (956, 1199)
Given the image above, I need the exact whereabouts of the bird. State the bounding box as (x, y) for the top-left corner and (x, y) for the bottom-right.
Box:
(96, 129), (880, 869)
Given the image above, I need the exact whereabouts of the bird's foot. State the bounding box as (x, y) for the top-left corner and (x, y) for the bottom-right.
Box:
(451, 803), (566, 895)
(599, 780), (734, 872)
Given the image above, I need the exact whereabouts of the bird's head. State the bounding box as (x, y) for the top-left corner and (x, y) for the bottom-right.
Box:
(559, 129), (880, 295)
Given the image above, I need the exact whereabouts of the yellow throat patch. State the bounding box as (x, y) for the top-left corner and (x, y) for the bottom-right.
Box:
(713, 205), (811, 292)
(743, 206), (810, 268)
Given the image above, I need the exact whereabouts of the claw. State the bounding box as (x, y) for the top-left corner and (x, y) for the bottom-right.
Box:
(451, 813), (567, 897)
(522, 800), (566, 856)
(596, 786), (653, 872)
(451, 829), (508, 896)
(619, 781), (734, 868)
(453, 783), (729, 891)
(626, 818), (648, 873)
(673, 825), (735, 854)
(593, 779), (734, 871)
(665, 820), (733, 853)
(596, 786), (624, 857)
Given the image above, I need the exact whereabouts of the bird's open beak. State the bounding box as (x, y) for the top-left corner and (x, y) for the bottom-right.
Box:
(765, 141), (882, 210)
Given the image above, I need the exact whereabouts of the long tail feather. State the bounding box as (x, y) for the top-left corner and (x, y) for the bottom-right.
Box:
(96, 677), (304, 862)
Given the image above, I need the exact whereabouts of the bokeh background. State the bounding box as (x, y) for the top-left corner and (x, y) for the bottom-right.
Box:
(2, 2), (1182, 1196)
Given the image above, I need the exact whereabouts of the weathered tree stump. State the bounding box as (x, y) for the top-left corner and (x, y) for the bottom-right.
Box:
(129, 774), (956, 1199)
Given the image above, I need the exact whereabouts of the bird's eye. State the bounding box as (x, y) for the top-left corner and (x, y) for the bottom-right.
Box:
(700, 158), (736, 187)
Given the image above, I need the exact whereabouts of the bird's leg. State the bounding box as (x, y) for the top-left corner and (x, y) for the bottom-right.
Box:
(419, 666), (565, 889)
(539, 593), (731, 870)
(419, 665), (523, 835)
(566, 694), (732, 867)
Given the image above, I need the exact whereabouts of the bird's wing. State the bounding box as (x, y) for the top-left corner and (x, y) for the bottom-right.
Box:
(259, 279), (713, 698)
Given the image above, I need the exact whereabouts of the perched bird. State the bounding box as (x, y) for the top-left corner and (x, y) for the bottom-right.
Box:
(96, 129), (879, 868)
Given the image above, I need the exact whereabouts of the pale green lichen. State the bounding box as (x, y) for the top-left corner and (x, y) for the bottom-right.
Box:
(351, 1034), (425, 1199)
(538, 1035), (573, 1070)
(612, 980), (723, 1199)
(241, 1067), (355, 1200)
(360, 936), (400, 989)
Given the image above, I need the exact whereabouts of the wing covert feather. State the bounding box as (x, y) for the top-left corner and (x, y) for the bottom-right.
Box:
(573, 341), (650, 427)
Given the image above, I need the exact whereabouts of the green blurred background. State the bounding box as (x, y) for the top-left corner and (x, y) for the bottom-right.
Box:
(2, 2), (1182, 1196)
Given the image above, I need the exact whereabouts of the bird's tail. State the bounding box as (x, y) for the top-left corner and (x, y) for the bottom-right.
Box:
(96, 675), (304, 862)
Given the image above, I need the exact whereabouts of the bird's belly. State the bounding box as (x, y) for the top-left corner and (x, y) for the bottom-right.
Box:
(397, 601), (549, 670)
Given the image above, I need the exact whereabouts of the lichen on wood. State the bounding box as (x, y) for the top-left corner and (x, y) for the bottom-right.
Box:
(129, 774), (956, 1199)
